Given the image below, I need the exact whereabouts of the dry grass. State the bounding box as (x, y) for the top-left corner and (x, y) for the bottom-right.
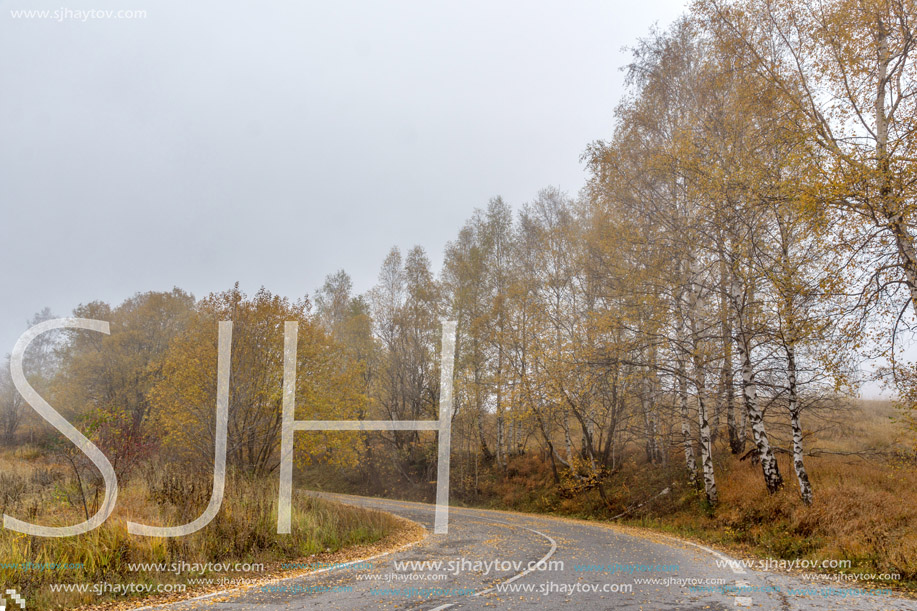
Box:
(453, 400), (917, 591)
(810, 399), (910, 455)
(619, 401), (917, 590)
(636, 453), (917, 585)
(0, 450), (402, 609)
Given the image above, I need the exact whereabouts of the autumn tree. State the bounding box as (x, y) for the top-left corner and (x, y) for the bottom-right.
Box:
(698, 0), (917, 411)
(1, 308), (60, 444)
(370, 247), (443, 484)
(51, 291), (193, 479)
(152, 285), (364, 477)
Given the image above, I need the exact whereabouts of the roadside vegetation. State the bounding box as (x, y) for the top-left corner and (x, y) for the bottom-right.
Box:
(0, 287), (399, 609)
(0, 446), (399, 610)
(303, 400), (917, 591)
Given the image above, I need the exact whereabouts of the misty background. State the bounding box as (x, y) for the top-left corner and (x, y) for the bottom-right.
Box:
(11, 0), (848, 385)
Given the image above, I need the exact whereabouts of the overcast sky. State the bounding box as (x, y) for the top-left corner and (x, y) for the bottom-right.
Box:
(3, 0), (688, 357)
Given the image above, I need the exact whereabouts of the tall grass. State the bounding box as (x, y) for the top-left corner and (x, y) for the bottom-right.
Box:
(628, 454), (917, 585)
(0, 450), (400, 609)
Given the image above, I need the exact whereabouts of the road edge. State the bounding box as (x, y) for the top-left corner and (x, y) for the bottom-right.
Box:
(75, 508), (428, 611)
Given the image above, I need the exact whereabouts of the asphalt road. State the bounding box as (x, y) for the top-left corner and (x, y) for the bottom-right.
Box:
(157, 493), (916, 611)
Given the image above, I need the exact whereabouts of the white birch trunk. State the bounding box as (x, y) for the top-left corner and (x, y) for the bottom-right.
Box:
(687, 282), (717, 505)
(737, 330), (783, 493)
(786, 344), (813, 505)
(730, 270), (783, 494)
(677, 366), (698, 485)
(563, 411), (574, 465)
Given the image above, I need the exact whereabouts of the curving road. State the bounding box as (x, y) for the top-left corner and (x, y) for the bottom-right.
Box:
(155, 493), (916, 611)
